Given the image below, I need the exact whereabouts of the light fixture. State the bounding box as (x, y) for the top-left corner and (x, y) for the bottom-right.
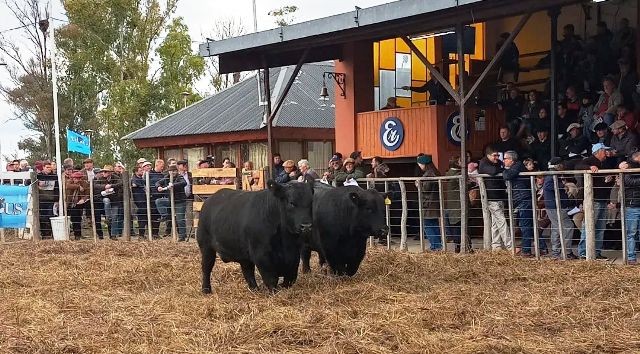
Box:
(319, 72), (346, 101)
(409, 28), (455, 40)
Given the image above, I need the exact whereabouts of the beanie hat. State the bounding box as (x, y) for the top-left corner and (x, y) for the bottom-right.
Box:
(417, 155), (432, 165)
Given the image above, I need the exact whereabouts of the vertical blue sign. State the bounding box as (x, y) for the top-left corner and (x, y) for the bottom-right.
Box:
(67, 129), (91, 155)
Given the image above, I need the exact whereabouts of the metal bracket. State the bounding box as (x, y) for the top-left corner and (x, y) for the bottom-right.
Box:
(324, 72), (346, 97)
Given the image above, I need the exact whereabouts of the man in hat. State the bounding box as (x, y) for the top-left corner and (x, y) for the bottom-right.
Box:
(94, 165), (124, 240)
(82, 158), (100, 181)
(416, 154), (442, 251)
(559, 123), (590, 160)
(609, 119), (638, 164)
(590, 122), (612, 145)
(66, 171), (89, 240)
(575, 143), (616, 259)
(114, 162), (126, 175)
(275, 160), (298, 184)
(136, 158), (148, 168)
(543, 157), (578, 259)
(323, 155), (342, 185)
(37, 161), (59, 238)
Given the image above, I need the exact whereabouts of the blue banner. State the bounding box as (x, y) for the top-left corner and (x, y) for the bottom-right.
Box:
(0, 185), (29, 228)
(67, 129), (91, 155)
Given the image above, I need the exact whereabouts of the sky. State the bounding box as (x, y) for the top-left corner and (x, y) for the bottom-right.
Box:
(0, 0), (393, 164)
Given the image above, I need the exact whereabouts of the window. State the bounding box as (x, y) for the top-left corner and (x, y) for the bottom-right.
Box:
(184, 147), (205, 170)
(278, 142), (303, 164)
(307, 141), (333, 171)
(164, 148), (182, 161)
(248, 143), (268, 170)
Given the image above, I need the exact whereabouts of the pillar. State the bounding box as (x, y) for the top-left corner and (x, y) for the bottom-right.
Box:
(334, 41), (374, 155)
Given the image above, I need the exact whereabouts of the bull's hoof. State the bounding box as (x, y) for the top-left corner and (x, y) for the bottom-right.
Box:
(202, 287), (212, 294)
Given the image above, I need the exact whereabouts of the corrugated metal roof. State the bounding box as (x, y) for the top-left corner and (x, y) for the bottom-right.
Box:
(124, 62), (335, 141)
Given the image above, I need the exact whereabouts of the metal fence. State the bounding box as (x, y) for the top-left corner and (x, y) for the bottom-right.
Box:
(5, 167), (640, 265)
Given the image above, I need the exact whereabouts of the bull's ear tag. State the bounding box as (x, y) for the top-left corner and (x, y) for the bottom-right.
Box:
(384, 197), (391, 205)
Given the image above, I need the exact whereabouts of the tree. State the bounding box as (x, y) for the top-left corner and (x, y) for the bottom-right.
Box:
(153, 17), (205, 117)
(268, 5), (298, 27)
(57, 0), (180, 166)
(206, 17), (245, 93)
(0, 0), (75, 162)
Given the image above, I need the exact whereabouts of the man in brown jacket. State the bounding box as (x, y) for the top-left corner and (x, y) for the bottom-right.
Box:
(66, 171), (89, 240)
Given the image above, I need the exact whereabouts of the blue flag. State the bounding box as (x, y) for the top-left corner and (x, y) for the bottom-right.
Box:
(67, 129), (91, 155)
(0, 185), (30, 228)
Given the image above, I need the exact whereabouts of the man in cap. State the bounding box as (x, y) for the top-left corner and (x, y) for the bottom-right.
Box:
(559, 122), (590, 160)
(136, 158), (148, 167)
(575, 143), (616, 259)
(131, 163), (151, 239)
(94, 164), (124, 240)
(114, 162), (126, 175)
(66, 171), (89, 240)
(609, 119), (638, 164)
(416, 154), (442, 251)
(82, 158), (100, 181)
(590, 122), (612, 145)
(543, 157), (578, 259)
(323, 155), (342, 185)
(275, 160), (298, 184)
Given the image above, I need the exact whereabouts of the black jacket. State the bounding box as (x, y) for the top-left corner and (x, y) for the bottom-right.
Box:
(478, 157), (506, 201)
(37, 172), (59, 203)
(94, 173), (123, 202)
(155, 173), (188, 202)
(149, 170), (165, 200)
(576, 156), (615, 202)
(624, 161), (640, 207)
(559, 135), (590, 160)
(530, 138), (551, 170)
(503, 161), (530, 203)
(131, 173), (148, 206)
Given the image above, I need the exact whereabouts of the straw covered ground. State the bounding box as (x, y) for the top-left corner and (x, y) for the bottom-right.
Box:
(1, 241), (640, 353)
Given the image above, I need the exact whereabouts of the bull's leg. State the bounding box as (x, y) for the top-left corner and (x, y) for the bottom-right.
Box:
(300, 245), (312, 273)
(345, 262), (361, 277)
(255, 263), (279, 292)
(281, 264), (299, 288)
(200, 247), (216, 294)
(240, 261), (258, 291)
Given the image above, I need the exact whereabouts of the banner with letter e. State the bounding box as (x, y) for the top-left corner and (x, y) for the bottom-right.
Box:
(67, 129), (91, 155)
(0, 185), (29, 228)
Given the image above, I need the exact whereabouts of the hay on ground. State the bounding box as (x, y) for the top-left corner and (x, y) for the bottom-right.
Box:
(0, 241), (639, 353)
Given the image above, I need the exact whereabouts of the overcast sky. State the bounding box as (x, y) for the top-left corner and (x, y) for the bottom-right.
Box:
(0, 0), (392, 164)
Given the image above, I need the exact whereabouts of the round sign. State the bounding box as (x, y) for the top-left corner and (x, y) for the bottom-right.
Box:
(446, 111), (469, 146)
(380, 117), (404, 151)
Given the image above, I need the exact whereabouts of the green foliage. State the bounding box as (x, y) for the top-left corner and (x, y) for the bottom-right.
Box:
(268, 5), (298, 27)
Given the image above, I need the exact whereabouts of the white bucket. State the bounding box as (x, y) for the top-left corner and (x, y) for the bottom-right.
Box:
(50, 216), (70, 241)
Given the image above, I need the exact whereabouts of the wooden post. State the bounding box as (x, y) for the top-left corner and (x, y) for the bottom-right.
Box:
(89, 177), (97, 242)
(553, 175), (567, 260)
(31, 172), (41, 242)
(438, 180), (447, 252)
(145, 172), (153, 241)
(399, 180), (408, 251)
(478, 177), (492, 250)
(619, 173), (628, 264)
(506, 180), (516, 256)
(530, 176), (540, 259)
(122, 170), (131, 241)
(384, 181), (391, 250)
(169, 173), (178, 242)
(417, 180), (425, 253)
(583, 173), (596, 260)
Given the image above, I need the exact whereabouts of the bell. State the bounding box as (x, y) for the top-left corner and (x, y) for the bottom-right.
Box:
(319, 86), (329, 100)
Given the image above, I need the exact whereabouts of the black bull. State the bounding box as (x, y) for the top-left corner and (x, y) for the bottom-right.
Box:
(196, 180), (313, 293)
(301, 185), (389, 276)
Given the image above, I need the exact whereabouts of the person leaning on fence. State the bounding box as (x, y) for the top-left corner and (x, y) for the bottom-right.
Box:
(323, 155), (342, 185)
(416, 154), (442, 251)
(503, 150), (539, 257)
(609, 119), (639, 164)
(543, 158), (578, 259)
(575, 143), (616, 259)
(66, 171), (89, 240)
(131, 164), (150, 240)
(334, 158), (365, 186)
(297, 159), (320, 182)
(155, 165), (189, 241)
(275, 160), (297, 184)
(37, 162), (59, 239)
(444, 156), (467, 253)
(619, 152), (640, 264)
(94, 165), (124, 240)
(479, 146), (512, 250)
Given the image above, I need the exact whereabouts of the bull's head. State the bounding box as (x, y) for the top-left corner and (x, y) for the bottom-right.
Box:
(267, 180), (313, 234)
(348, 189), (389, 237)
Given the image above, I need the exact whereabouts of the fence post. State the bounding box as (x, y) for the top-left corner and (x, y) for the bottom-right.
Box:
(399, 180), (408, 251)
(437, 179), (447, 252)
(506, 180), (516, 256)
(170, 173), (177, 242)
(122, 170), (131, 241)
(89, 177), (97, 242)
(459, 175), (469, 253)
(530, 176), (540, 259)
(619, 172), (627, 265)
(30, 172), (41, 241)
(417, 180), (425, 253)
(477, 177), (492, 250)
(146, 171), (153, 241)
(552, 175), (567, 260)
(384, 181), (391, 250)
(583, 173), (596, 260)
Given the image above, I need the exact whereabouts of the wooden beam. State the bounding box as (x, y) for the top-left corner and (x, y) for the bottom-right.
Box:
(268, 48), (310, 123)
(462, 13), (532, 104)
(401, 36), (459, 103)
